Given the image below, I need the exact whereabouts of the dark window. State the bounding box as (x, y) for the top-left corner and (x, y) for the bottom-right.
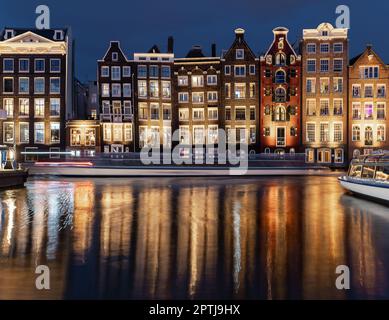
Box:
(225, 108), (231, 121)
(235, 108), (246, 121)
(275, 88), (286, 102)
(289, 106), (297, 115)
(250, 108), (255, 120)
(3, 78), (13, 93)
(275, 70), (285, 83)
(290, 69), (296, 77)
(265, 69), (271, 77)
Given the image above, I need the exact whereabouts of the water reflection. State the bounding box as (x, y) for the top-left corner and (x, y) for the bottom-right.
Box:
(0, 176), (388, 299)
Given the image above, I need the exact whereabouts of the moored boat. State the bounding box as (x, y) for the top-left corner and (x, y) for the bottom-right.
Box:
(338, 153), (389, 204)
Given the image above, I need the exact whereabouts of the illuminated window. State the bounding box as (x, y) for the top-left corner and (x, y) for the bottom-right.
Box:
(19, 98), (29, 116)
(352, 125), (360, 141)
(3, 122), (14, 143)
(50, 122), (60, 143)
(138, 80), (147, 97)
(34, 122), (45, 143)
(306, 78), (316, 93)
(101, 83), (110, 97)
(306, 99), (316, 116)
(19, 122), (29, 143)
(377, 125), (386, 142)
(333, 123), (343, 142)
(34, 98), (45, 117)
(3, 98), (13, 117)
(50, 98), (60, 116)
(191, 75), (204, 87)
(306, 123), (316, 142)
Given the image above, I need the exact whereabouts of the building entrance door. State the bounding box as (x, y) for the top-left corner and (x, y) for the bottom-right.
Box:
(276, 127), (286, 147)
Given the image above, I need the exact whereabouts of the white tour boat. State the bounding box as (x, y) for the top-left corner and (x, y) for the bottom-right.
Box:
(338, 153), (389, 204)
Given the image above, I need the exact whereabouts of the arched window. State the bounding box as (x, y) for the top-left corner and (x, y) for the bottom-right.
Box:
(275, 88), (286, 102)
(275, 53), (286, 66)
(264, 147), (271, 154)
(365, 126), (373, 145)
(275, 70), (286, 83)
(275, 106), (286, 121)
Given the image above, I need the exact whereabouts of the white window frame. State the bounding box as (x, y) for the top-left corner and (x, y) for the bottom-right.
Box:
(34, 122), (45, 144)
(306, 43), (316, 54)
(49, 77), (61, 94)
(19, 58), (29, 73)
(178, 92), (189, 103)
(34, 77), (45, 94)
(3, 122), (14, 144)
(3, 58), (14, 73)
(234, 65), (246, 77)
(111, 66), (121, 80)
(50, 59), (61, 73)
(306, 122), (316, 143)
(19, 122), (29, 143)
(34, 58), (45, 73)
(333, 43), (343, 53)
(236, 49), (244, 59)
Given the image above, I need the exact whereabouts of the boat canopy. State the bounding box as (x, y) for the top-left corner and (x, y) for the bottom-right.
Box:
(351, 152), (389, 166)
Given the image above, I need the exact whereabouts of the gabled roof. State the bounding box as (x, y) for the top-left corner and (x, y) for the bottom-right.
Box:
(262, 27), (299, 58)
(349, 45), (386, 67)
(222, 28), (257, 60)
(99, 41), (128, 62)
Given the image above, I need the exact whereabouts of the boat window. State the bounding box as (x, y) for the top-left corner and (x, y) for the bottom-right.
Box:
(361, 166), (375, 179)
(375, 166), (389, 181)
(349, 165), (362, 178)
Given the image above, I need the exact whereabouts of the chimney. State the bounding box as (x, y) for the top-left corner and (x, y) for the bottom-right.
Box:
(211, 43), (216, 57)
(167, 36), (174, 53)
(366, 43), (373, 50)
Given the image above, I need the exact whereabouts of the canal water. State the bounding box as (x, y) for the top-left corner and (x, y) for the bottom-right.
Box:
(0, 176), (389, 300)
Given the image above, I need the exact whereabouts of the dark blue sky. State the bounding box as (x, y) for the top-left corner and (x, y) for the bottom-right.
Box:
(1, 0), (387, 81)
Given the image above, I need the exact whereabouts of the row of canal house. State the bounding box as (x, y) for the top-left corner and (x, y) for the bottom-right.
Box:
(0, 23), (389, 165)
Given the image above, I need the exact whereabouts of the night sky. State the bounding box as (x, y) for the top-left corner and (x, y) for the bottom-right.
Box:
(1, 0), (387, 81)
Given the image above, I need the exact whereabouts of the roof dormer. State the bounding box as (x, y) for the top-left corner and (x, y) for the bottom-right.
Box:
(53, 30), (64, 41)
(4, 29), (15, 40)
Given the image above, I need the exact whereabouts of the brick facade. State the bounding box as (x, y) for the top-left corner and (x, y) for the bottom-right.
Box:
(260, 27), (301, 154)
(348, 46), (389, 160)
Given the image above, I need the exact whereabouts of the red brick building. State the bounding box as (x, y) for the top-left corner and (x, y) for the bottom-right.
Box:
(260, 27), (301, 154)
